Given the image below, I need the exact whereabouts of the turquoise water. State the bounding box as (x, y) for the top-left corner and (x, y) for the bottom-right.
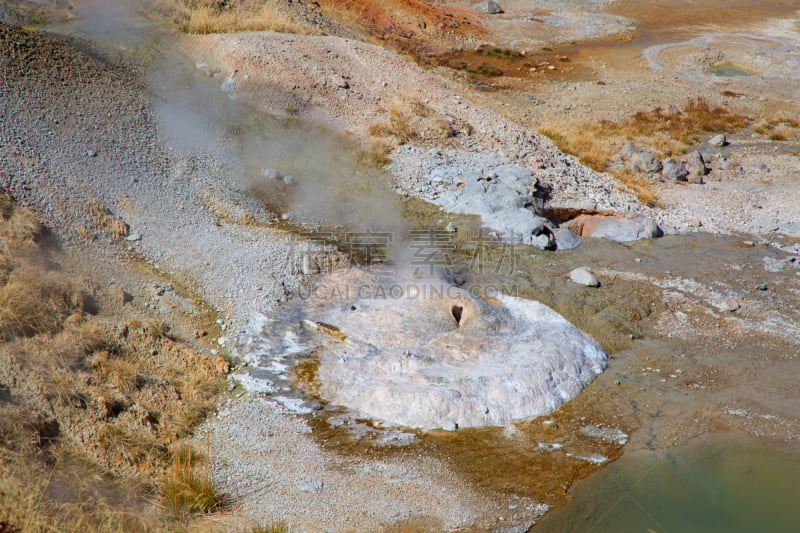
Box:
(534, 433), (800, 533)
(710, 64), (756, 77)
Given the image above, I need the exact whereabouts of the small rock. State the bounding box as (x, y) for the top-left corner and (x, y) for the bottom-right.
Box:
(126, 232), (141, 241)
(529, 233), (551, 250)
(445, 222), (457, 233)
(261, 167), (282, 180)
(619, 141), (638, 160)
(662, 158), (689, 181)
(756, 284), (768, 291)
(718, 299), (740, 312)
(708, 133), (727, 147)
(282, 175), (295, 186)
(542, 419), (558, 428)
(569, 267), (600, 287)
(473, 0), (504, 14)
(554, 227), (582, 250)
(86, 149), (97, 157)
(298, 478), (324, 493)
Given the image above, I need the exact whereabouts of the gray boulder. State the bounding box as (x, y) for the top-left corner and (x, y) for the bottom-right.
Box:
(630, 149), (662, 173)
(473, 1), (504, 14)
(554, 227), (582, 250)
(684, 151), (708, 176)
(662, 158), (689, 181)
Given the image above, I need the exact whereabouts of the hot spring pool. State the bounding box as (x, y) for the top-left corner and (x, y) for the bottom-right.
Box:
(534, 432), (800, 532)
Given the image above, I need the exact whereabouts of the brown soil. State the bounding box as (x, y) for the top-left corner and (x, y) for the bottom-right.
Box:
(422, 44), (583, 87)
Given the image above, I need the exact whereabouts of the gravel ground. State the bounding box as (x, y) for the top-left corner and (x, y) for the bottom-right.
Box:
(183, 31), (671, 224)
(0, 23), (315, 322)
(199, 397), (517, 532)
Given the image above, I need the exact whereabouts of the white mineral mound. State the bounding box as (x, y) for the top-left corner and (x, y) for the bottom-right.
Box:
(299, 270), (607, 430)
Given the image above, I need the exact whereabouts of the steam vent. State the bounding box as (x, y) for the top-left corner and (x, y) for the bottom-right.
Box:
(293, 269), (608, 430)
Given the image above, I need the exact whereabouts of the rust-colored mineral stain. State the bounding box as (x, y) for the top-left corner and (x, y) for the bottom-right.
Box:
(303, 392), (629, 507)
(313, 320), (348, 341)
(292, 354), (322, 398)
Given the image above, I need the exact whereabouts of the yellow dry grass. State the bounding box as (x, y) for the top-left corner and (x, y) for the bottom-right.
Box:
(87, 198), (129, 241)
(365, 96), (460, 166)
(358, 138), (393, 168)
(754, 115), (799, 141)
(0, 192), (230, 532)
(598, 97), (748, 145)
(163, 0), (306, 34)
(539, 98), (749, 206)
(0, 266), (74, 339)
(162, 444), (225, 517)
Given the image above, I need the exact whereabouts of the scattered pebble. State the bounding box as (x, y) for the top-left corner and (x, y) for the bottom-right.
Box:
(298, 478), (324, 493)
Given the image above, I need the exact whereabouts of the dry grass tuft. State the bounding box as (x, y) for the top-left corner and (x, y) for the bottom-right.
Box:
(0, 192), (43, 264)
(0, 266), (75, 340)
(162, 444), (225, 516)
(539, 128), (614, 171)
(358, 139), (393, 168)
(87, 199), (129, 241)
(539, 125), (658, 204)
(754, 115), (798, 141)
(162, 0), (306, 34)
(613, 169), (658, 207)
(366, 96), (465, 165)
